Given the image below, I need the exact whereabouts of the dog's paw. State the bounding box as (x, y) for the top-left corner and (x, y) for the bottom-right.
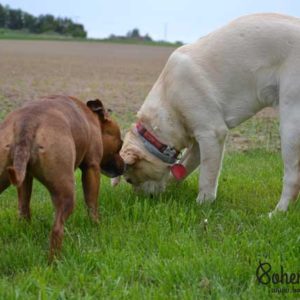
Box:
(268, 211), (275, 219)
(111, 177), (121, 187)
(268, 208), (286, 219)
(196, 192), (216, 205)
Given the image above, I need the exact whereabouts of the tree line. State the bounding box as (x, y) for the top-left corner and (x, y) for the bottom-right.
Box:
(109, 28), (152, 41)
(109, 28), (183, 45)
(0, 4), (87, 38)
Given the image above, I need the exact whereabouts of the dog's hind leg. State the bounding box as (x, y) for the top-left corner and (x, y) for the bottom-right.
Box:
(33, 135), (76, 261)
(274, 118), (300, 212)
(81, 163), (100, 223)
(48, 179), (75, 261)
(17, 173), (33, 220)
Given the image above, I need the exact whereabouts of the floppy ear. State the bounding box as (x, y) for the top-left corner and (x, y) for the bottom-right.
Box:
(121, 148), (142, 165)
(87, 99), (107, 121)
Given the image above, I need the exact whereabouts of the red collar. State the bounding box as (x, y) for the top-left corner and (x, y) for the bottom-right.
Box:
(135, 122), (187, 180)
(136, 122), (180, 160)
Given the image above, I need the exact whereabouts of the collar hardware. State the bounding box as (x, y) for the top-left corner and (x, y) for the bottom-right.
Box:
(135, 122), (180, 164)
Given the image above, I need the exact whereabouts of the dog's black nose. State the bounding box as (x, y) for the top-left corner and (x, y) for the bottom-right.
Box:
(126, 178), (133, 184)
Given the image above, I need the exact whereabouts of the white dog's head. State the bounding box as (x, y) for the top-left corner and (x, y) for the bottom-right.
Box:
(120, 129), (171, 195)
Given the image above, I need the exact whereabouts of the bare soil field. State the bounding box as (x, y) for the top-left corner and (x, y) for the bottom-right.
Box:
(0, 40), (174, 115)
(0, 40), (279, 151)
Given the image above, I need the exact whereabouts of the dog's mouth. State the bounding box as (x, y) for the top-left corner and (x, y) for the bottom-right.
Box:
(101, 160), (125, 178)
(101, 166), (124, 178)
(101, 168), (123, 178)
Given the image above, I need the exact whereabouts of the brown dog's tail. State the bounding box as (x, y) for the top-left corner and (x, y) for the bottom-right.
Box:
(7, 126), (33, 187)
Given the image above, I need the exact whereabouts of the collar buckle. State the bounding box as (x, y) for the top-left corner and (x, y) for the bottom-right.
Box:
(163, 146), (177, 158)
(135, 122), (180, 164)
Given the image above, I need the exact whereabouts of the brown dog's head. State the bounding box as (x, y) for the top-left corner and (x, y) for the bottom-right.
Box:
(87, 99), (124, 177)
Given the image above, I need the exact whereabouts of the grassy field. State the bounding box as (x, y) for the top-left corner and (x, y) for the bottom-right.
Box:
(0, 28), (80, 41)
(1, 150), (298, 299)
(0, 40), (297, 299)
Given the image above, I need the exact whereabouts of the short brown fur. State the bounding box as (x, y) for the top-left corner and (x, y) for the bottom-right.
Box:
(0, 95), (124, 261)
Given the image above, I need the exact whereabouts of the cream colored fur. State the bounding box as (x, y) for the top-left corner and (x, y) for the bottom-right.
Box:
(121, 13), (300, 213)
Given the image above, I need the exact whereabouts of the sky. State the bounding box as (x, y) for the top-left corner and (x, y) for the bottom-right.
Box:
(3, 0), (300, 42)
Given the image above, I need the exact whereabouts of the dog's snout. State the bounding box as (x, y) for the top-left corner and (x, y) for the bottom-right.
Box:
(126, 178), (133, 184)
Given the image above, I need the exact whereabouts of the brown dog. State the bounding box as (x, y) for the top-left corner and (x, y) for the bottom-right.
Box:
(0, 95), (124, 260)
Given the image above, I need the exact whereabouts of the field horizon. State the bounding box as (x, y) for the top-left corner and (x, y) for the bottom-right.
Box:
(0, 28), (180, 47)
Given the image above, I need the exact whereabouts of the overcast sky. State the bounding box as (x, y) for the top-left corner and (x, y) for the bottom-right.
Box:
(3, 0), (300, 42)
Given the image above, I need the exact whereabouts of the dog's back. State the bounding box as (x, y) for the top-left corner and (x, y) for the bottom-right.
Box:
(0, 96), (100, 187)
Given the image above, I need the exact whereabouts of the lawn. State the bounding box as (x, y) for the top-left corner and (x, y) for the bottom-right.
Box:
(0, 148), (298, 299)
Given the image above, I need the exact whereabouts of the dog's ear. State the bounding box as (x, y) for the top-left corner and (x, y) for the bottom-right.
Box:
(87, 99), (107, 121)
(125, 152), (139, 165)
(121, 148), (142, 165)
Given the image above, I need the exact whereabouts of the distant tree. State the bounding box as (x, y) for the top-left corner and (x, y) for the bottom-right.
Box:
(41, 14), (56, 32)
(55, 17), (66, 34)
(23, 12), (36, 31)
(0, 4), (7, 27)
(124, 28), (154, 41)
(69, 23), (87, 38)
(0, 4), (87, 38)
(127, 28), (141, 39)
(60, 17), (73, 35)
(144, 33), (152, 41)
(175, 41), (183, 46)
(7, 9), (23, 29)
(131, 28), (140, 38)
(32, 16), (42, 33)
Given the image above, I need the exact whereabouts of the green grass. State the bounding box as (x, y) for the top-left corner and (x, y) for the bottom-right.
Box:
(1, 149), (299, 299)
(0, 28), (80, 41)
(98, 38), (181, 47)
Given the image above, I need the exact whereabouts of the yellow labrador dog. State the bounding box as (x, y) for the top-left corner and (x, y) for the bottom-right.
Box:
(121, 13), (300, 214)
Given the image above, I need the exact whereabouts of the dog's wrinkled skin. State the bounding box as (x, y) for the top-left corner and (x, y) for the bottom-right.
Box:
(0, 95), (124, 260)
(121, 13), (300, 214)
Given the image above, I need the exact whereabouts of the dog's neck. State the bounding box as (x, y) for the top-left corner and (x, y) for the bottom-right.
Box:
(137, 83), (191, 151)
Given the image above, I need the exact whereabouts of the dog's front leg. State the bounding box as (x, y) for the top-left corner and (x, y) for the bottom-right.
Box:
(181, 142), (200, 176)
(196, 128), (227, 204)
(81, 164), (100, 222)
(271, 117), (300, 214)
